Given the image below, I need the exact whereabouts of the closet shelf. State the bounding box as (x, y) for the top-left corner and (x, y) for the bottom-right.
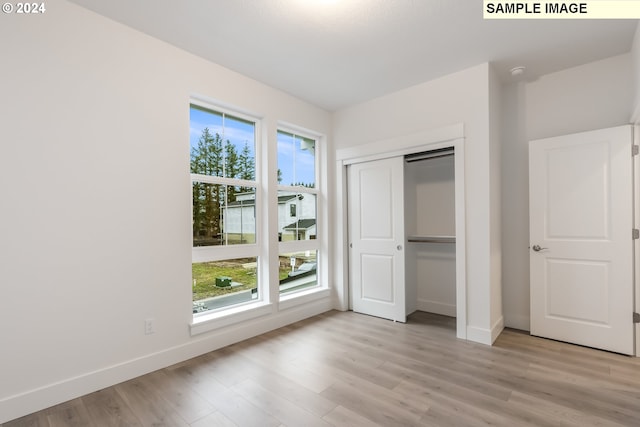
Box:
(407, 235), (456, 244)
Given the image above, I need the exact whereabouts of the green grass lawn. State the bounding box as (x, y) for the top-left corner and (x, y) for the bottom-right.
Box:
(192, 259), (290, 301)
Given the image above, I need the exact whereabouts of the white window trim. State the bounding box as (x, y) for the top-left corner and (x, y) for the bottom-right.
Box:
(190, 301), (273, 335)
(191, 246), (260, 264)
(191, 174), (257, 188)
(279, 287), (330, 311)
(190, 97), (264, 125)
(188, 101), (330, 325)
(190, 98), (266, 315)
(276, 125), (326, 302)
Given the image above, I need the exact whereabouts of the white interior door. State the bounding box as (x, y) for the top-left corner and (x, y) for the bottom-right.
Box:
(348, 157), (406, 322)
(529, 125), (634, 355)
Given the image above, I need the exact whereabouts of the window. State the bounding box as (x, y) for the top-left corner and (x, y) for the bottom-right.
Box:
(190, 102), (259, 315)
(279, 250), (317, 294)
(277, 129), (320, 295)
(193, 184), (256, 246)
(192, 257), (258, 313)
(277, 131), (315, 188)
(189, 100), (326, 326)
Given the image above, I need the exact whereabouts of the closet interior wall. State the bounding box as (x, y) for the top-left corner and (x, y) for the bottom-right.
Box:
(404, 154), (457, 317)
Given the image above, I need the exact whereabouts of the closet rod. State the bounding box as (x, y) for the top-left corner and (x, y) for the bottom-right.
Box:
(405, 147), (454, 163)
(407, 235), (456, 244)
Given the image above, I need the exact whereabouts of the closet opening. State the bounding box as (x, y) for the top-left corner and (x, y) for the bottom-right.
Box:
(338, 128), (467, 340)
(404, 148), (457, 334)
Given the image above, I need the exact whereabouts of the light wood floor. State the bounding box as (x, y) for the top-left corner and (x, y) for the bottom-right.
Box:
(4, 310), (640, 426)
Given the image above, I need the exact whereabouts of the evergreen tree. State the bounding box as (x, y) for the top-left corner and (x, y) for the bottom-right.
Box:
(190, 128), (223, 176)
(238, 141), (255, 192)
(191, 128), (224, 244)
(191, 131), (256, 245)
(225, 140), (239, 201)
(291, 181), (315, 188)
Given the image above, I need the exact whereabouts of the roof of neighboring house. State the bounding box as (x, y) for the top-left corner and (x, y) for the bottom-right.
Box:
(278, 194), (298, 204)
(283, 219), (316, 231)
(228, 199), (255, 207)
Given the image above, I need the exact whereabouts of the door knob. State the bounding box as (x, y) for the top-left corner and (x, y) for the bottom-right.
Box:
(532, 244), (547, 252)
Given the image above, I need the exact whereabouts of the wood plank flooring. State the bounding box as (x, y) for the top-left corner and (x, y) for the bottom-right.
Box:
(4, 310), (640, 426)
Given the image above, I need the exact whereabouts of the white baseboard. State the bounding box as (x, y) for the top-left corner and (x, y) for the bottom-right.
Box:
(465, 325), (490, 345)
(491, 316), (505, 344)
(0, 299), (333, 424)
(416, 299), (456, 317)
(465, 316), (505, 346)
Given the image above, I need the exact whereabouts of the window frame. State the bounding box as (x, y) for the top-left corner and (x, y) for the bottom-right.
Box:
(276, 126), (324, 299)
(189, 99), (265, 326)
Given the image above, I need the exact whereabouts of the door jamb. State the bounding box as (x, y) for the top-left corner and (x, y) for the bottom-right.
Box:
(634, 124), (639, 357)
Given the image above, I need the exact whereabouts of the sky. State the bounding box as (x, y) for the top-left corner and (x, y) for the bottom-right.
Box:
(190, 105), (316, 186)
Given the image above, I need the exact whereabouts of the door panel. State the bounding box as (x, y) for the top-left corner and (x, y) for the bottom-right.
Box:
(529, 125), (634, 355)
(545, 259), (609, 324)
(348, 157), (405, 322)
(546, 141), (609, 239)
(359, 166), (394, 239)
(361, 254), (394, 302)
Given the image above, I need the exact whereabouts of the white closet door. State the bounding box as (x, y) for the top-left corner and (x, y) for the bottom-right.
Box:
(348, 157), (406, 322)
(529, 125), (634, 355)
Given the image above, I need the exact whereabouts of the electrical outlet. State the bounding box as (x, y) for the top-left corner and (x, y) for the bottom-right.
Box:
(144, 318), (155, 335)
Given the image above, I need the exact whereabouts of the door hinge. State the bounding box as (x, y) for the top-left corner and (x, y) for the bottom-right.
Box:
(634, 229), (639, 240)
(634, 312), (640, 323)
(633, 145), (639, 156)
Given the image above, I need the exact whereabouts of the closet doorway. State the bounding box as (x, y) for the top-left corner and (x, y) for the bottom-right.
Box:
(404, 148), (456, 319)
(343, 135), (467, 339)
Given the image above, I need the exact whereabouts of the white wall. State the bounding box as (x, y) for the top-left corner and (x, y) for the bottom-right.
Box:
(0, 1), (332, 423)
(489, 65), (504, 339)
(333, 63), (503, 344)
(500, 81), (530, 330)
(526, 54), (633, 141)
(501, 53), (634, 330)
(633, 23), (640, 122)
(626, 22), (639, 356)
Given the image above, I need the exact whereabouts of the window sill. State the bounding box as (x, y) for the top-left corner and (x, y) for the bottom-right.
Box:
(190, 301), (273, 336)
(279, 287), (331, 311)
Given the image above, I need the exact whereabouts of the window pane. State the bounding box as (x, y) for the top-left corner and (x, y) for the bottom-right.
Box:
(224, 115), (256, 181)
(190, 105), (256, 180)
(193, 257), (258, 314)
(279, 251), (317, 294)
(277, 130), (315, 188)
(277, 191), (316, 241)
(193, 183), (256, 246)
(226, 187), (256, 245)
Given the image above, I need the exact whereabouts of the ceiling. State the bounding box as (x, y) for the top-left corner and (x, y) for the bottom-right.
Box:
(69, 0), (638, 111)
